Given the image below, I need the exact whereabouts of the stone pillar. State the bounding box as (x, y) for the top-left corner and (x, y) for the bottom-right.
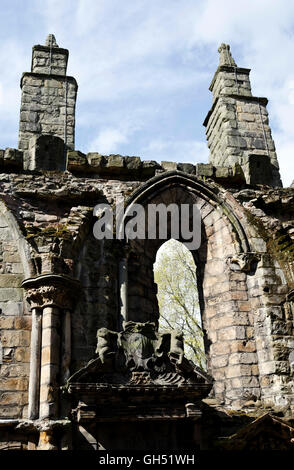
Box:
(22, 274), (81, 421)
(203, 43), (282, 187)
(39, 305), (61, 419)
(61, 310), (71, 384)
(18, 34), (78, 170)
(28, 307), (42, 419)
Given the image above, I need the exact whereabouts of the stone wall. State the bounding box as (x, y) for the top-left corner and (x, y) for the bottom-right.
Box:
(0, 205), (30, 420)
(122, 175), (293, 409)
(0, 155), (292, 420)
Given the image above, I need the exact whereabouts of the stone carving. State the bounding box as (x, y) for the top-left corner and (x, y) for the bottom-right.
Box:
(218, 43), (237, 67)
(96, 327), (119, 363)
(24, 285), (70, 309)
(67, 321), (212, 387)
(45, 34), (58, 48)
(227, 252), (260, 273)
(66, 322), (212, 426)
(22, 274), (81, 310)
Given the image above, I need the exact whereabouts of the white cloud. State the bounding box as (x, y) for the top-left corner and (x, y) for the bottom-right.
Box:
(89, 128), (129, 154)
(274, 136), (294, 187)
(143, 139), (209, 165)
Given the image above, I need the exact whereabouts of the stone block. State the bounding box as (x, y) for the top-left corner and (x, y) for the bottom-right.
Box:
(0, 274), (24, 288)
(229, 352), (257, 365)
(161, 161), (177, 171)
(230, 340), (256, 353)
(0, 301), (23, 316)
(0, 377), (28, 391)
(0, 364), (29, 379)
(177, 163), (195, 174)
(125, 156), (142, 170)
(217, 326), (246, 341)
(0, 289), (23, 302)
(105, 155), (125, 169)
(215, 167), (230, 179)
(211, 355), (228, 368)
(258, 361), (276, 375)
(86, 152), (105, 168)
(196, 163), (214, 177)
(226, 364), (252, 378)
(3, 252), (21, 263)
(210, 342), (231, 356)
(14, 347), (30, 363)
(141, 160), (161, 177)
(238, 113), (256, 122)
(231, 376), (259, 388)
(0, 406), (22, 418)
(252, 138), (266, 150)
(226, 136), (247, 148)
(41, 345), (59, 366)
(0, 330), (30, 347)
(4, 148), (23, 170)
(67, 150), (88, 172)
(0, 316), (14, 329)
(27, 135), (66, 171)
(14, 317), (32, 330)
(0, 391), (27, 405)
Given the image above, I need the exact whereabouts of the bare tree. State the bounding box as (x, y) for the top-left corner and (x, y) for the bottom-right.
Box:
(154, 239), (206, 369)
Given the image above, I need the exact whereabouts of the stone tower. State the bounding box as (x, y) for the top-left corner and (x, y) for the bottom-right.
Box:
(203, 43), (282, 187)
(18, 34), (78, 171)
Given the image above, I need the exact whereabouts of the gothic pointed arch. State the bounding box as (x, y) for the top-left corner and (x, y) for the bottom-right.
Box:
(120, 170), (251, 254)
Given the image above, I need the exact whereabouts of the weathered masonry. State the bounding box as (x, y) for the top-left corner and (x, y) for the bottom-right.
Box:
(0, 36), (294, 450)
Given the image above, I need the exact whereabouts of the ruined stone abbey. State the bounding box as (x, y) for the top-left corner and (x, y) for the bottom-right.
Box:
(0, 35), (294, 450)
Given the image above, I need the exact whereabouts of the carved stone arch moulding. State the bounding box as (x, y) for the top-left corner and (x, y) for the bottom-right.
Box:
(0, 199), (36, 278)
(121, 170), (251, 255)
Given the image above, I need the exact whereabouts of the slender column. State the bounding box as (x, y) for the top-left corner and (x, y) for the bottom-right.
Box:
(119, 258), (128, 325)
(61, 309), (71, 383)
(39, 306), (61, 419)
(28, 308), (42, 419)
(22, 274), (81, 421)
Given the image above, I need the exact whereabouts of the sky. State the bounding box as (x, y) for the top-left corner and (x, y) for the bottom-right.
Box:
(0, 0), (294, 186)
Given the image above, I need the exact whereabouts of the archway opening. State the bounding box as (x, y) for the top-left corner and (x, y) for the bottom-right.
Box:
(153, 238), (206, 370)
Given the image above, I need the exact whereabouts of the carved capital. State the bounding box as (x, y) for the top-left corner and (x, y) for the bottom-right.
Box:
(227, 252), (261, 273)
(22, 274), (81, 310)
